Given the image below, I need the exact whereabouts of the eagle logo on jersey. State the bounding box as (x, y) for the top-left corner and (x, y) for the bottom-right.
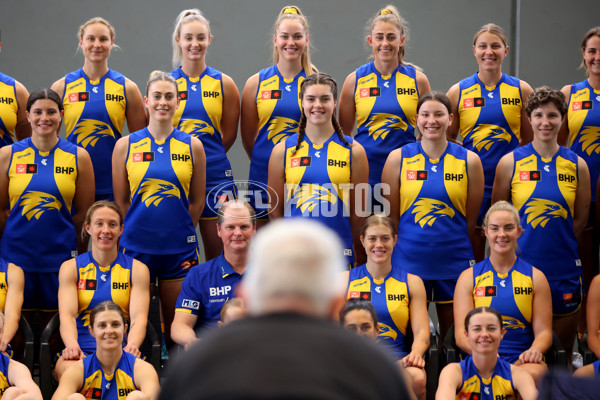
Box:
(502, 316), (526, 330)
(291, 184), (336, 213)
(524, 198), (567, 228)
(411, 198), (455, 227)
(266, 117), (299, 145)
(178, 118), (215, 137)
(577, 126), (600, 155)
(377, 323), (398, 342)
(468, 124), (511, 151)
(71, 119), (115, 147)
(20, 191), (62, 220)
(81, 309), (92, 327)
(138, 179), (181, 207)
(365, 113), (408, 140)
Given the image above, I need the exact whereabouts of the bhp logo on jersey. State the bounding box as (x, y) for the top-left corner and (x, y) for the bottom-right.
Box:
(203, 91), (220, 98)
(501, 97), (520, 105)
(474, 286), (497, 297)
(572, 101), (593, 111)
(524, 198), (567, 228)
(132, 152), (155, 162)
(138, 178), (181, 207)
(463, 97), (485, 108)
(328, 159), (347, 168)
(16, 163), (37, 174)
(68, 92), (89, 103)
(112, 282), (129, 290)
(106, 94), (124, 102)
(290, 156), (311, 168)
(261, 90), (282, 100)
(179, 118), (215, 137)
(397, 88), (416, 96)
(0, 97), (14, 104)
(55, 166), (75, 174)
(406, 170), (428, 181)
(359, 87), (381, 98)
(558, 173), (575, 182)
(519, 170), (541, 181)
(172, 153), (191, 162)
(20, 191), (61, 220)
(514, 287), (532, 295)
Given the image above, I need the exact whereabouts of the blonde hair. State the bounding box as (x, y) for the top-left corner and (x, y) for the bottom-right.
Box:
(145, 70), (178, 96)
(172, 9), (211, 68)
(473, 23), (508, 47)
(360, 215), (397, 238)
(483, 200), (520, 228)
(77, 17), (120, 51)
(272, 5), (316, 76)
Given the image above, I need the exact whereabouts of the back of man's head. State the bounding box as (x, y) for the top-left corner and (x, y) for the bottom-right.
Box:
(241, 218), (346, 317)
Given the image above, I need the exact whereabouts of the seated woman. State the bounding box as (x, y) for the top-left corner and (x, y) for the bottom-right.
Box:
(454, 201), (552, 384)
(0, 258), (24, 357)
(52, 301), (160, 400)
(574, 273), (600, 377)
(341, 215), (429, 400)
(437, 307), (537, 400)
(54, 201), (150, 379)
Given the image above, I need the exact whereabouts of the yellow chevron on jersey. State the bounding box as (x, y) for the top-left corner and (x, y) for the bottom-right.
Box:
(105, 78), (126, 131)
(63, 77), (87, 135)
(355, 72), (378, 127)
(82, 370), (103, 398)
(173, 74), (222, 134)
(20, 191), (62, 220)
(556, 155), (578, 216)
(325, 140), (352, 203)
(267, 116), (299, 146)
(290, 184), (337, 213)
(284, 142), (309, 200)
(8, 147), (36, 208)
(568, 86), (592, 145)
(138, 179), (181, 207)
(54, 147), (78, 213)
(115, 369), (136, 399)
(411, 198), (455, 227)
(512, 269), (533, 323)
(523, 198), (567, 228)
(469, 124), (512, 151)
(170, 137), (194, 197)
(347, 276), (371, 296)
(0, 78), (18, 142)
(177, 119), (215, 137)
(500, 83), (522, 135)
(0, 271), (7, 312)
(396, 71), (418, 127)
(126, 137), (152, 196)
(386, 277), (409, 335)
(365, 113), (408, 140)
(511, 154), (538, 211)
(399, 153), (426, 216)
(473, 269), (495, 307)
(72, 119), (115, 147)
(257, 74), (303, 133)
(443, 153), (468, 216)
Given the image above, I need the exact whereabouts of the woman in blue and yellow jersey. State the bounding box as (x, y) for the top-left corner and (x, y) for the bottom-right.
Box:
(0, 65), (31, 146)
(54, 201), (150, 381)
(558, 27), (600, 336)
(447, 23), (533, 262)
(493, 87), (590, 360)
(339, 5), (430, 212)
(51, 17), (146, 202)
(454, 201), (552, 385)
(112, 71), (205, 351)
(341, 216), (429, 400)
(382, 91), (484, 341)
(241, 5), (316, 225)
(52, 301), (160, 400)
(170, 9), (239, 261)
(268, 73), (369, 266)
(0, 89), (94, 323)
(437, 307), (537, 400)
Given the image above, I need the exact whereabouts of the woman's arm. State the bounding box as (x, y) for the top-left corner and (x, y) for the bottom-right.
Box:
(267, 141), (286, 219)
(557, 85), (572, 147)
(519, 81), (534, 146)
(511, 364), (538, 400)
(381, 148), (402, 226)
(491, 152), (514, 204)
(50, 360), (84, 400)
(240, 74), (259, 158)
(573, 157), (591, 239)
(6, 359), (42, 400)
(453, 268), (475, 354)
(338, 72), (357, 137)
(14, 80), (31, 141)
(0, 146), (13, 237)
(435, 363), (463, 400)
(123, 260), (150, 357)
(466, 151), (484, 243)
(74, 147), (95, 255)
(350, 142), (369, 266)
(0, 264), (24, 352)
(57, 259), (84, 361)
(403, 274), (429, 368)
(112, 136), (132, 216)
(586, 275), (600, 358)
(519, 267), (553, 363)
(124, 78), (147, 133)
(131, 358), (161, 400)
(446, 83), (461, 143)
(188, 137), (206, 227)
(220, 74), (240, 152)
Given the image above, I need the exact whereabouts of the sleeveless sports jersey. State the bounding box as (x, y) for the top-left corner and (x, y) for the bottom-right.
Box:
(456, 356), (516, 400)
(283, 132), (354, 263)
(347, 264), (411, 359)
(120, 128), (197, 254)
(0, 352), (10, 396)
(353, 61), (419, 186)
(566, 79), (600, 202)
(472, 258), (534, 362)
(171, 67), (235, 192)
(0, 72), (18, 147)
(63, 69), (128, 196)
(510, 144), (580, 280)
(594, 360), (600, 377)
(79, 352), (139, 400)
(75, 252), (133, 353)
(0, 259), (9, 313)
(458, 73), (524, 196)
(1, 138), (78, 272)
(392, 141), (474, 279)
(248, 66), (305, 215)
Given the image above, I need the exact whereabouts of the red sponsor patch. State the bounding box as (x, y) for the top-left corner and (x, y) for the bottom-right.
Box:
(359, 88), (370, 98)
(406, 170), (417, 180)
(463, 98), (474, 108)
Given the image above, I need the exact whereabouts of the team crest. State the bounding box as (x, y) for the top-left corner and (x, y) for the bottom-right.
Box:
(138, 179), (181, 207)
(71, 119), (115, 147)
(266, 116), (299, 145)
(411, 198), (455, 227)
(178, 118), (215, 137)
(502, 316), (526, 330)
(365, 113), (408, 140)
(577, 126), (600, 156)
(524, 198), (567, 228)
(468, 124), (511, 151)
(377, 323), (398, 342)
(20, 191), (62, 220)
(292, 184), (336, 213)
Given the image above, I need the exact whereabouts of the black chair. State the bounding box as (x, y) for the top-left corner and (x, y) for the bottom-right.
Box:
(577, 333), (597, 366)
(40, 313), (161, 399)
(7, 315), (34, 373)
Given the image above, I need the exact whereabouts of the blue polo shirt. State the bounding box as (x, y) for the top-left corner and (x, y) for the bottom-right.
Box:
(175, 253), (243, 334)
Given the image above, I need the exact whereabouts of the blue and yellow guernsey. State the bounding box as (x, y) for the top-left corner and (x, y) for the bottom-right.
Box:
(0, 72), (18, 147)
(0, 352), (11, 396)
(458, 73), (523, 197)
(79, 352), (139, 400)
(0, 259), (9, 313)
(456, 356), (516, 400)
(120, 128), (197, 254)
(353, 61), (419, 186)
(248, 66), (305, 217)
(472, 258), (534, 363)
(510, 144), (580, 280)
(347, 264), (410, 359)
(392, 141), (474, 279)
(62, 69), (128, 197)
(283, 132), (354, 263)
(1, 138), (78, 272)
(75, 252), (133, 353)
(566, 79), (600, 202)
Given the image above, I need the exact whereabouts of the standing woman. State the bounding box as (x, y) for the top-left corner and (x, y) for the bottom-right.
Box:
(447, 23), (533, 261)
(558, 27), (600, 334)
(241, 5), (316, 224)
(493, 87), (590, 358)
(112, 71), (205, 350)
(339, 5), (430, 210)
(0, 89), (94, 324)
(171, 9), (240, 260)
(51, 17), (146, 201)
(382, 91), (484, 340)
(268, 73), (369, 266)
